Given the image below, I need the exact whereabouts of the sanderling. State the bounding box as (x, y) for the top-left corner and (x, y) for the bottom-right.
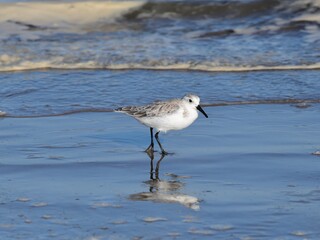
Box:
(115, 94), (208, 155)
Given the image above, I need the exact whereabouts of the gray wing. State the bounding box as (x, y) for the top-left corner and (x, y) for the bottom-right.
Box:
(115, 100), (180, 118)
(115, 105), (149, 118)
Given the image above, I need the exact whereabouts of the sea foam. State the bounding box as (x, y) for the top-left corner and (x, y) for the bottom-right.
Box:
(1, 57), (320, 73)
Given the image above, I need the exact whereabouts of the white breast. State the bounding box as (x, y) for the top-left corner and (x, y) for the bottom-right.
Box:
(139, 105), (199, 132)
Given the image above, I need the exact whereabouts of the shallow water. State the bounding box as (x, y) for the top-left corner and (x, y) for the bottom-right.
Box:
(1, 69), (320, 117)
(1, 103), (320, 239)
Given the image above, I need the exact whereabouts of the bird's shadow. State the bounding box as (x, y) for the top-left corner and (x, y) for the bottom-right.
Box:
(128, 152), (200, 210)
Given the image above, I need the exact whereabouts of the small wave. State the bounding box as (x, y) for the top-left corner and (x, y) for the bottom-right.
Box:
(105, 62), (320, 72)
(1, 58), (320, 73)
(3, 108), (113, 118)
(2, 99), (319, 119)
(4, 88), (38, 98)
(0, 56), (99, 72)
(124, 0), (280, 20)
(202, 99), (320, 107)
(284, 0), (320, 24)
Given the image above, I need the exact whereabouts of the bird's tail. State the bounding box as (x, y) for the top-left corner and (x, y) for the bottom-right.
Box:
(114, 107), (123, 112)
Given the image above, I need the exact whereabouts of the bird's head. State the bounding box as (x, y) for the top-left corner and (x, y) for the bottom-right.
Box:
(183, 94), (208, 118)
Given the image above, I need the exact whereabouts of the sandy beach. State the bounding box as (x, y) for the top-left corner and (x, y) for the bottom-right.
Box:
(1, 103), (319, 239)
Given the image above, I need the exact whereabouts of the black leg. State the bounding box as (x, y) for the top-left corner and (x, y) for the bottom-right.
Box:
(145, 127), (154, 153)
(155, 154), (165, 179)
(148, 151), (155, 180)
(155, 131), (168, 155)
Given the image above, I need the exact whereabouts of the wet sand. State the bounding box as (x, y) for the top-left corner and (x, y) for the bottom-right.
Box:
(0, 104), (320, 239)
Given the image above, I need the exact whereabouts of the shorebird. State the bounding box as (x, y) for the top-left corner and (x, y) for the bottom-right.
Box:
(115, 94), (208, 155)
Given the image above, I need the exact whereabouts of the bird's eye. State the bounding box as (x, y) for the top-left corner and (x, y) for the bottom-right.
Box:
(189, 99), (192, 103)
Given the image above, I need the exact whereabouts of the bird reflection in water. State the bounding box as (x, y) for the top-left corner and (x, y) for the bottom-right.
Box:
(129, 152), (200, 210)
(149, 151), (164, 182)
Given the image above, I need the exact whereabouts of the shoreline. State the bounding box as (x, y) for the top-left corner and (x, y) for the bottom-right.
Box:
(1, 99), (320, 119)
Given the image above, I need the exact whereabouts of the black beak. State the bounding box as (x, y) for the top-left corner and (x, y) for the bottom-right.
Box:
(196, 105), (208, 118)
